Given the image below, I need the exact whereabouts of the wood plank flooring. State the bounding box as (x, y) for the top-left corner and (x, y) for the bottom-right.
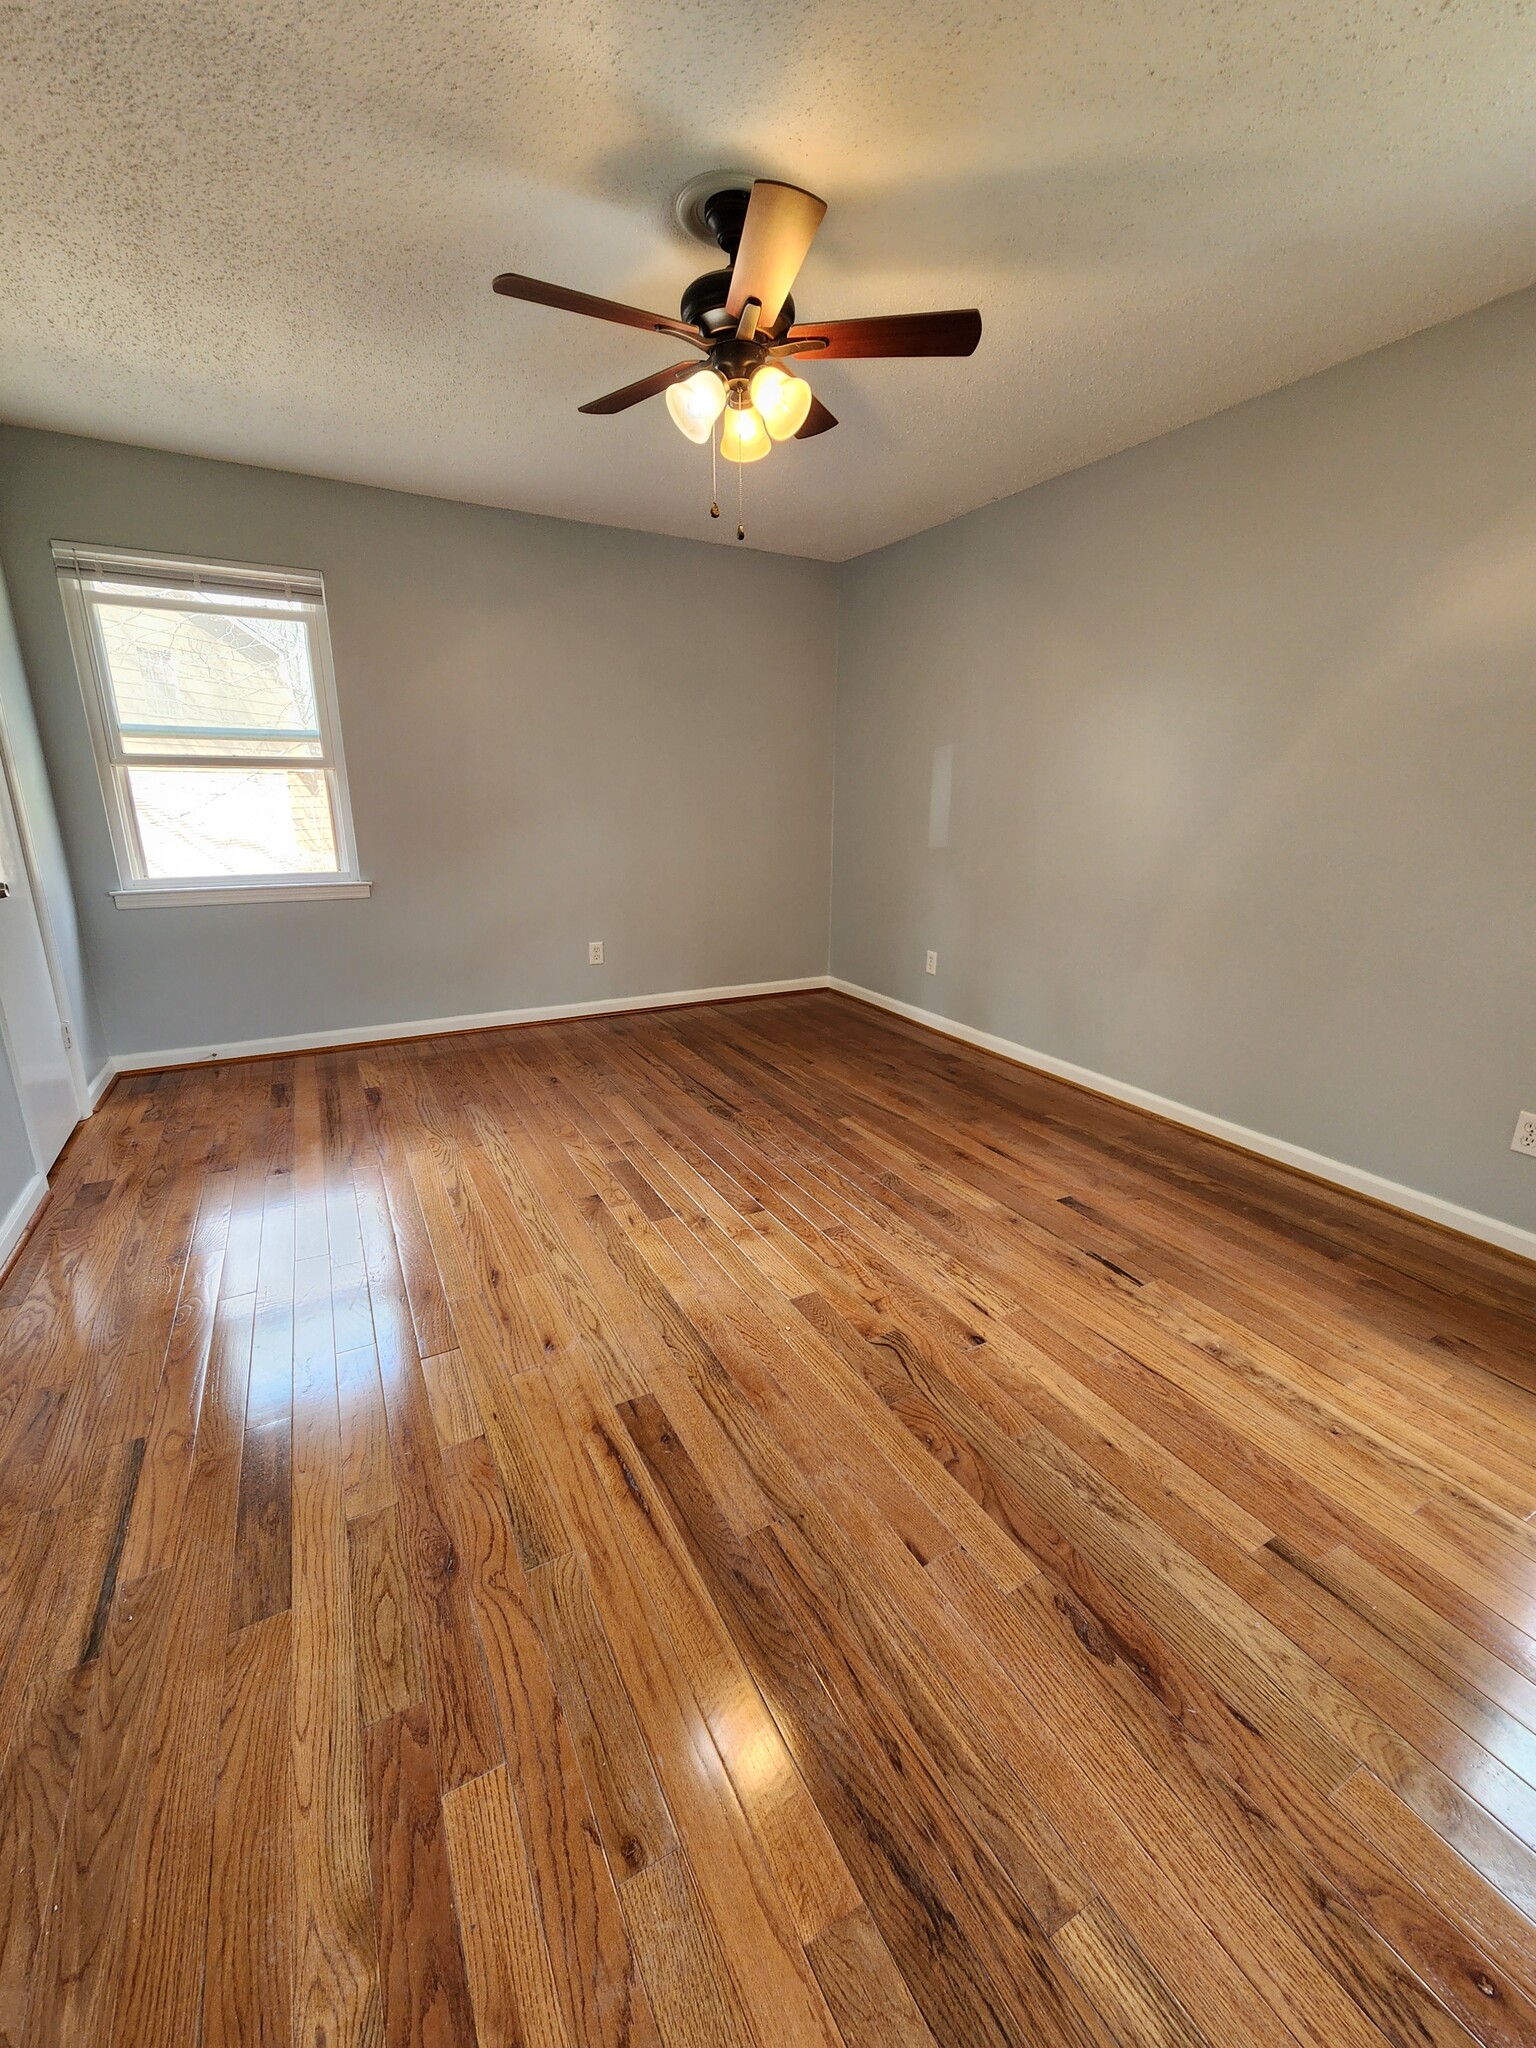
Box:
(1, 988), (1534, 2046)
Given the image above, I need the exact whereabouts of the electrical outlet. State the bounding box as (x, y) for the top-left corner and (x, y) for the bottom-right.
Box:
(925, 949), (938, 975)
(1511, 1111), (1536, 1157)
(588, 940), (604, 965)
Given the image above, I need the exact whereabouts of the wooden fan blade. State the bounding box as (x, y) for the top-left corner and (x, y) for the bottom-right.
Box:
(493, 272), (703, 347)
(725, 182), (827, 328)
(795, 394), (838, 439)
(578, 362), (702, 415)
(783, 309), (982, 359)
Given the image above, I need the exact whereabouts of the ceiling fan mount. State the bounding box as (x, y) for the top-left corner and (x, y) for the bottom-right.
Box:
(699, 185), (750, 256)
(492, 173), (982, 491)
(672, 167), (760, 244)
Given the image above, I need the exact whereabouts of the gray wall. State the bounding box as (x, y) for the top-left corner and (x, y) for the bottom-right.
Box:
(832, 288), (1536, 1234)
(0, 429), (837, 1058)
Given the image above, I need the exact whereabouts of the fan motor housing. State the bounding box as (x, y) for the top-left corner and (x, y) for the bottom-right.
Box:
(679, 186), (796, 338)
(680, 267), (795, 338)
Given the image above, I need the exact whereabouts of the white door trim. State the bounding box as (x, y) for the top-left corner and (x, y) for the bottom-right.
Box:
(0, 691), (88, 1120)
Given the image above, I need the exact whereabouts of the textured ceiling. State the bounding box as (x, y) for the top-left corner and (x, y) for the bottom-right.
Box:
(3, 0), (1535, 561)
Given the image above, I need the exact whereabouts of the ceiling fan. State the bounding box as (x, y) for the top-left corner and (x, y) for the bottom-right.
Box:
(492, 177), (981, 482)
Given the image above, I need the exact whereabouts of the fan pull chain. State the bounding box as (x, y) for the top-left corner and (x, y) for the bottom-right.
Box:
(736, 448), (745, 541)
(709, 432), (720, 521)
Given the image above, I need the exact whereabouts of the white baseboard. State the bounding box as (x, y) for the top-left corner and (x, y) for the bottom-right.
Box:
(830, 979), (1536, 1265)
(0, 1170), (49, 1275)
(84, 1064), (114, 1110)
(105, 976), (831, 1080)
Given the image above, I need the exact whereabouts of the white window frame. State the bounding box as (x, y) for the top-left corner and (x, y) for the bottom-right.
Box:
(54, 543), (369, 908)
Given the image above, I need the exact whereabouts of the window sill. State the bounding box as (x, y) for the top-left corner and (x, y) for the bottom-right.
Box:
(112, 879), (372, 909)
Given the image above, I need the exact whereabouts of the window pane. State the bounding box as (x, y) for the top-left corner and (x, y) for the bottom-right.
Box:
(94, 603), (321, 745)
(125, 767), (340, 878)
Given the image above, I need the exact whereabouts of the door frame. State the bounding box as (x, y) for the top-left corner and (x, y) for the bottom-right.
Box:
(0, 691), (90, 1164)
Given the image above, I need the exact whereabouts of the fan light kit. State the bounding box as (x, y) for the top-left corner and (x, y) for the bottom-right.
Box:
(494, 176), (982, 538)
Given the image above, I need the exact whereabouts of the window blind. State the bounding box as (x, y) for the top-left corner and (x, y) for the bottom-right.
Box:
(52, 541), (324, 605)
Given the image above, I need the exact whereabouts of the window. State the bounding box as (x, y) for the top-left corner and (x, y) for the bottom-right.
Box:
(55, 543), (367, 907)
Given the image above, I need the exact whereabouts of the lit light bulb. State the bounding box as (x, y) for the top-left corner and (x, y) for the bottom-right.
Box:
(748, 363), (814, 440)
(720, 405), (771, 464)
(665, 369), (727, 444)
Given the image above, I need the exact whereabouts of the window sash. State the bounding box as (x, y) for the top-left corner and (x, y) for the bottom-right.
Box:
(113, 755), (326, 771)
(116, 720), (325, 768)
(111, 762), (347, 884)
(56, 545), (362, 892)
(86, 602), (335, 771)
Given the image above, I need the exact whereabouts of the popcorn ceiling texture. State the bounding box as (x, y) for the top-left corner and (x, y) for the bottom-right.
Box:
(2, 0), (1534, 560)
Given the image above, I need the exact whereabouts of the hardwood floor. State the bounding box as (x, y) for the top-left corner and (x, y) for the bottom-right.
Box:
(1, 988), (1534, 2047)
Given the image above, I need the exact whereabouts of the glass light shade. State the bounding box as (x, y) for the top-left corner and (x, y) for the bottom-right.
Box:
(719, 405), (771, 464)
(749, 363), (814, 440)
(665, 369), (728, 444)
